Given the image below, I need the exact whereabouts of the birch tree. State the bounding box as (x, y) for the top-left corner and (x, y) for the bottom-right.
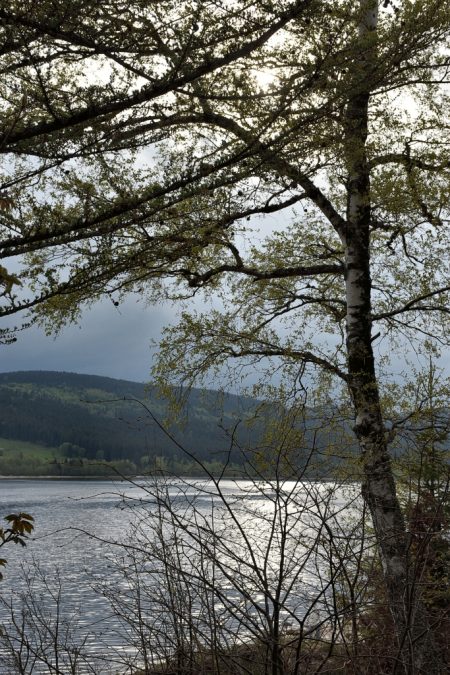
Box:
(1, 1), (449, 671)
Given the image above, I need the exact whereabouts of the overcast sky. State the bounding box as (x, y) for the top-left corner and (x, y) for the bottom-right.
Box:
(1, 214), (450, 387)
(0, 297), (177, 383)
(2, 291), (450, 389)
(0, 215), (288, 387)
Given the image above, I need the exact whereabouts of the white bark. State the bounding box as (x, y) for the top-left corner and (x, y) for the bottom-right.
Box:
(340, 2), (444, 672)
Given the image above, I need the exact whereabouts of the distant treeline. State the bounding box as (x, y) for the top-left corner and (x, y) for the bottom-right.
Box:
(0, 452), (243, 478)
(0, 371), (355, 478)
(0, 371), (262, 467)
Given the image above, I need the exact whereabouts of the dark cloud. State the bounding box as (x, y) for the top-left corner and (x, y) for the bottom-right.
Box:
(2, 293), (450, 390)
(0, 298), (176, 383)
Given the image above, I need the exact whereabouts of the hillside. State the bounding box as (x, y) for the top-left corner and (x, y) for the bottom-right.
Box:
(0, 371), (270, 476)
(0, 371), (353, 477)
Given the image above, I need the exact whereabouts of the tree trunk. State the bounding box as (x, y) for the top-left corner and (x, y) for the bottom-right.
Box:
(341, 2), (443, 672)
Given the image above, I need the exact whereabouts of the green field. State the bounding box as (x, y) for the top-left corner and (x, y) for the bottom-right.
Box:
(0, 437), (70, 476)
(0, 437), (61, 460)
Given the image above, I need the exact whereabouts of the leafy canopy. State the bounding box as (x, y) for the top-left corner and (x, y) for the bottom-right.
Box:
(0, 0), (448, 393)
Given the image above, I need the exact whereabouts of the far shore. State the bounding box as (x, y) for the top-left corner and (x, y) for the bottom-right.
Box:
(0, 474), (134, 480)
(0, 474), (346, 483)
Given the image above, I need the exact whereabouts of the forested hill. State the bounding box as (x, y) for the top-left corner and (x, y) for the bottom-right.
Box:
(0, 371), (269, 475)
(0, 371), (351, 477)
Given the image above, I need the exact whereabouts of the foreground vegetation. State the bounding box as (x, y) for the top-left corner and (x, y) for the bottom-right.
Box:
(1, 456), (447, 675)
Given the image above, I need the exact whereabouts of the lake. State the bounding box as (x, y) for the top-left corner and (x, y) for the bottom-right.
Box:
(0, 478), (360, 674)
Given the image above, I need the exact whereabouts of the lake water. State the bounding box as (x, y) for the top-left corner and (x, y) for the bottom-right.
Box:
(0, 478), (359, 674)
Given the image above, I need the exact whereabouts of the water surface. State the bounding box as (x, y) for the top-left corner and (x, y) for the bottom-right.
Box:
(0, 478), (357, 674)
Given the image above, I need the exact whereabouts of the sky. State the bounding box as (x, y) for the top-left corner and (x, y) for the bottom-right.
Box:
(0, 212), (292, 387)
(0, 296), (176, 383)
(2, 288), (450, 390)
(2, 208), (450, 387)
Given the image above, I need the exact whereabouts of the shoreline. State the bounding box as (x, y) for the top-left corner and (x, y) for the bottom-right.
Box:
(0, 475), (354, 485)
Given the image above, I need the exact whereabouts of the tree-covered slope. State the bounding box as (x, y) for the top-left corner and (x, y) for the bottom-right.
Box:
(0, 371), (265, 473)
(0, 371), (354, 477)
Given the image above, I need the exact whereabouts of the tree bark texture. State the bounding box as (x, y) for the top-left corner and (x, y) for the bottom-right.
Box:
(340, 3), (444, 672)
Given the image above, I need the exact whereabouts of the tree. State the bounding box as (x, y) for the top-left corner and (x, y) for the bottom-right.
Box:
(97, 474), (366, 675)
(0, 470), (368, 675)
(0, 0), (309, 333)
(393, 362), (450, 657)
(1, 1), (449, 671)
(0, 563), (99, 674)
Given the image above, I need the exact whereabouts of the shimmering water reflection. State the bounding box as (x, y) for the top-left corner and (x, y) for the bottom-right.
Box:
(0, 478), (359, 674)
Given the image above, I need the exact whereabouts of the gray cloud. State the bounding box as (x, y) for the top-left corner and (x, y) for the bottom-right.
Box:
(2, 292), (450, 390)
(0, 298), (176, 383)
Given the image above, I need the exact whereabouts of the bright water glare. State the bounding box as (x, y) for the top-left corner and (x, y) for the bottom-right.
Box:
(0, 478), (359, 674)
